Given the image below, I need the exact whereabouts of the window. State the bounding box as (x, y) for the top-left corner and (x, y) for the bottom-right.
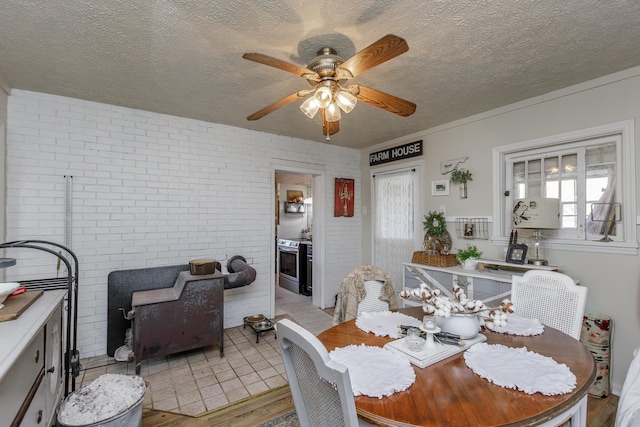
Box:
(493, 120), (637, 254)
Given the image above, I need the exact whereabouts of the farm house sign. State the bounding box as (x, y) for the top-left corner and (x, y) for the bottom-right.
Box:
(369, 140), (423, 166)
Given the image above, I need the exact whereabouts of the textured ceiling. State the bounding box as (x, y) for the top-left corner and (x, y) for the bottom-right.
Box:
(2, 0), (640, 149)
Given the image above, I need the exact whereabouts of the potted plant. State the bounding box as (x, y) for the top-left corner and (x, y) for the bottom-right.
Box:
(456, 244), (482, 270)
(450, 167), (473, 198)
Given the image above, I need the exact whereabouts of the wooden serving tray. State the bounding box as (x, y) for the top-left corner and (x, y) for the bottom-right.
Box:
(0, 291), (44, 322)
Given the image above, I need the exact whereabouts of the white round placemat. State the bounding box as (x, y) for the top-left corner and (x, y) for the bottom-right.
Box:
(463, 343), (576, 395)
(355, 311), (423, 338)
(330, 344), (416, 398)
(484, 314), (545, 336)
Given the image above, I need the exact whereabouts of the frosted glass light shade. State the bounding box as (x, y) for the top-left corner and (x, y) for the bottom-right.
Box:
(512, 198), (560, 229)
(314, 86), (332, 108)
(325, 102), (341, 122)
(300, 96), (320, 119)
(336, 90), (357, 113)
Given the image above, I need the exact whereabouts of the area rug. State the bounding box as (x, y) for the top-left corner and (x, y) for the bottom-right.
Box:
(255, 410), (300, 427)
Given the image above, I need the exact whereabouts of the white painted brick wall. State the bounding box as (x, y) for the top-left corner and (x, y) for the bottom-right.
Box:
(5, 90), (362, 358)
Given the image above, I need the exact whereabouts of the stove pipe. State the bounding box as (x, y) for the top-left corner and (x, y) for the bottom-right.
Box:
(222, 255), (257, 289)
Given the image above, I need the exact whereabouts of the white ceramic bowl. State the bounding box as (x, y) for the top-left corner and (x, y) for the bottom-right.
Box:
(436, 314), (480, 339)
(0, 282), (20, 306)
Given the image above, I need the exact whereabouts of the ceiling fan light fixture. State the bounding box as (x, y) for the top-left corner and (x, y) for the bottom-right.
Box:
(336, 90), (357, 113)
(243, 34), (414, 139)
(314, 85), (332, 108)
(325, 101), (341, 122)
(300, 96), (320, 119)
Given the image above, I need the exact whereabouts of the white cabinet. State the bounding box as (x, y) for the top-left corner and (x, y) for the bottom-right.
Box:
(402, 260), (566, 307)
(402, 262), (514, 306)
(0, 290), (65, 426)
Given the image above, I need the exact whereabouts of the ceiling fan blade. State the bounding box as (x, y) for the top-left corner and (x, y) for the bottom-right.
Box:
(354, 85), (416, 117)
(321, 110), (340, 136)
(247, 92), (305, 121)
(337, 34), (409, 78)
(243, 53), (319, 81)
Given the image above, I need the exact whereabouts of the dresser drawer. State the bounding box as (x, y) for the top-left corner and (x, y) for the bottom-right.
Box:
(0, 328), (45, 423)
(21, 370), (47, 426)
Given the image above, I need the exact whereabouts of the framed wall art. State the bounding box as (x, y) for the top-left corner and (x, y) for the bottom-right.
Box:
(286, 190), (304, 203)
(335, 178), (354, 217)
(506, 244), (528, 264)
(431, 180), (450, 196)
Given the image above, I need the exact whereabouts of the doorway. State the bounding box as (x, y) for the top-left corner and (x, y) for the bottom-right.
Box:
(371, 164), (422, 288)
(273, 168), (325, 317)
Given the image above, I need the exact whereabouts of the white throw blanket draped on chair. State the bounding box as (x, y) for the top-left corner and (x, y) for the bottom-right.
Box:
(616, 346), (640, 427)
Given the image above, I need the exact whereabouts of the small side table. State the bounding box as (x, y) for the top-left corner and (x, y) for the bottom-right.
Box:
(243, 314), (276, 343)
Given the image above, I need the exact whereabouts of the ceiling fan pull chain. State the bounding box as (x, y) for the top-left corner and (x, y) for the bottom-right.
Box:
(325, 119), (331, 142)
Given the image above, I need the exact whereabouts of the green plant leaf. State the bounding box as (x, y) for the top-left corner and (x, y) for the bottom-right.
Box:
(456, 244), (482, 262)
(423, 211), (447, 237)
(450, 167), (473, 184)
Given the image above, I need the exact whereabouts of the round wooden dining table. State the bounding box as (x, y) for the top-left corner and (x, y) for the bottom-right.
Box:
(317, 307), (596, 427)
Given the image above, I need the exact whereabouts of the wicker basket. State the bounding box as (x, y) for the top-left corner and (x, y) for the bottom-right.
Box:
(413, 236), (458, 267)
(411, 251), (457, 267)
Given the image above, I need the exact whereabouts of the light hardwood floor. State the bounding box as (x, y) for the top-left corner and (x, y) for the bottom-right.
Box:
(142, 386), (293, 427)
(143, 387), (618, 427)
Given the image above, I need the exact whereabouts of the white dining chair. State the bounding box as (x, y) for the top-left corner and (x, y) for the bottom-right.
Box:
(356, 279), (390, 316)
(275, 319), (374, 427)
(616, 346), (640, 427)
(511, 270), (587, 340)
(333, 264), (398, 325)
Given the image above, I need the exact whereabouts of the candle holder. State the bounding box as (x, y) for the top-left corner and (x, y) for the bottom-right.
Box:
(405, 327), (425, 352)
(420, 316), (441, 348)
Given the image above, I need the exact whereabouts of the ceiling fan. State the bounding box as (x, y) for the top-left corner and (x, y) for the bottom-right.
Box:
(243, 34), (416, 141)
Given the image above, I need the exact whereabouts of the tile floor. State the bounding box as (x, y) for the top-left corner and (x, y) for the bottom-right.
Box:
(77, 286), (333, 417)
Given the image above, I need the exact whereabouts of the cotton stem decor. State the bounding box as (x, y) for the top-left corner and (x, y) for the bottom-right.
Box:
(400, 282), (513, 328)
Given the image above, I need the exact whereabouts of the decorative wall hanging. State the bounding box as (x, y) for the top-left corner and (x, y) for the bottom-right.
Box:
(335, 178), (354, 217)
(287, 190), (304, 203)
(369, 140), (423, 166)
(431, 180), (450, 196)
(449, 167), (473, 198)
(455, 217), (489, 240)
(441, 156), (468, 174)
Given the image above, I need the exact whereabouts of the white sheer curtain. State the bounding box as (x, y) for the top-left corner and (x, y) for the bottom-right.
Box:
(373, 168), (418, 290)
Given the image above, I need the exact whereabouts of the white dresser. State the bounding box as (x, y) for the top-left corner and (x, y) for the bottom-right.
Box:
(0, 290), (66, 426)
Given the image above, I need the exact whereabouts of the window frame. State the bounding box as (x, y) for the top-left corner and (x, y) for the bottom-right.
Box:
(505, 136), (619, 241)
(492, 120), (637, 255)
